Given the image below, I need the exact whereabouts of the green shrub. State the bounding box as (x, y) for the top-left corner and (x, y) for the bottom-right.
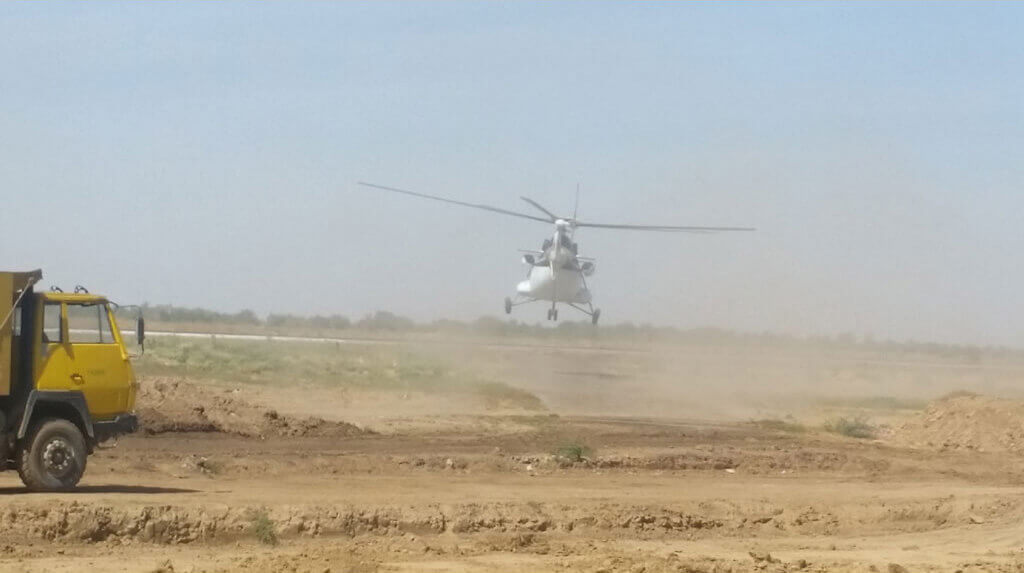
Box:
(824, 416), (877, 439)
(555, 443), (593, 463)
(248, 508), (277, 545)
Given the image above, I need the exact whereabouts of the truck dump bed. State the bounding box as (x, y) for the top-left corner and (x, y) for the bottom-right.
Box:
(0, 270), (42, 396)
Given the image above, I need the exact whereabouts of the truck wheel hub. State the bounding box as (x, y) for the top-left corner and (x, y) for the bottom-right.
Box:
(43, 439), (74, 472)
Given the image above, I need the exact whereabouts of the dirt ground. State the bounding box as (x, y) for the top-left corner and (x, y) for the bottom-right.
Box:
(4, 337), (1024, 573)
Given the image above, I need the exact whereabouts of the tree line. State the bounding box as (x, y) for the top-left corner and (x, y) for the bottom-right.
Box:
(113, 303), (1018, 361)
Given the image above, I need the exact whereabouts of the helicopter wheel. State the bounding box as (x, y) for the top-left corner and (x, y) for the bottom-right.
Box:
(591, 308), (601, 325)
(552, 309), (558, 321)
(504, 297), (512, 315)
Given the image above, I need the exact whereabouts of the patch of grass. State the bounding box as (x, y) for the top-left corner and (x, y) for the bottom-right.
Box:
(137, 337), (285, 381)
(554, 442), (593, 463)
(183, 455), (223, 476)
(476, 381), (546, 410)
(135, 337), (545, 410)
(751, 419), (807, 433)
(823, 416), (877, 439)
(248, 508), (277, 546)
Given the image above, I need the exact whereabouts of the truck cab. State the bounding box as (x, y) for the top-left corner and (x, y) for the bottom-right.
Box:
(0, 270), (140, 491)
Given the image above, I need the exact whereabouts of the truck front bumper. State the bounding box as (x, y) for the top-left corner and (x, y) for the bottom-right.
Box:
(93, 413), (139, 443)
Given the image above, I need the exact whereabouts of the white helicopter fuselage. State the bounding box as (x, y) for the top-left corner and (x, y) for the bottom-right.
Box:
(517, 265), (591, 304)
(516, 226), (593, 304)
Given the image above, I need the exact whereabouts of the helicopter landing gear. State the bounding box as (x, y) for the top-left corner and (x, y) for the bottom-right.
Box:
(547, 308), (558, 321)
(504, 297), (513, 315)
(565, 302), (600, 325)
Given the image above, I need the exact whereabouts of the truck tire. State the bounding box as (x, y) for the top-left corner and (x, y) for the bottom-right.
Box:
(16, 418), (88, 492)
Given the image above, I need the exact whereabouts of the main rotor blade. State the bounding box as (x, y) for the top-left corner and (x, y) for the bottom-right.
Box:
(519, 197), (559, 222)
(359, 182), (551, 224)
(573, 184), (580, 221)
(575, 222), (756, 232)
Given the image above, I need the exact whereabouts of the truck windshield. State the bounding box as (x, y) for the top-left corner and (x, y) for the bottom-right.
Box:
(67, 303), (115, 344)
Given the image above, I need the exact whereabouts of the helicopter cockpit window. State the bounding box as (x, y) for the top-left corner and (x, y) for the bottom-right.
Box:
(558, 233), (577, 254)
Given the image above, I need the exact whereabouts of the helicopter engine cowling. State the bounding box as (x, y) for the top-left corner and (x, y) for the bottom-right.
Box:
(522, 254), (535, 265)
(581, 261), (596, 276)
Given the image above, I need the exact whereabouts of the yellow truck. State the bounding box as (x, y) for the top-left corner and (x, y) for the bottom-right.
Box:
(0, 270), (141, 491)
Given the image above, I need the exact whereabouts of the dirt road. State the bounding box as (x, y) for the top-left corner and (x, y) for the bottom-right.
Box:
(3, 407), (1024, 572)
(5, 336), (1024, 573)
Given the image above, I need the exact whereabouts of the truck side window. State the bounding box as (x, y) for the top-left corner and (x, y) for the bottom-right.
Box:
(41, 302), (62, 343)
(67, 303), (115, 344)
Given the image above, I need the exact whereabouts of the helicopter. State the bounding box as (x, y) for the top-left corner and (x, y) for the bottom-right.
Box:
(358, 182), (754, 325)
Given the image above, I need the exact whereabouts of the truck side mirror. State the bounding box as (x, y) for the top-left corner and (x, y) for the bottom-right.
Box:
(136, 316), (145, 346)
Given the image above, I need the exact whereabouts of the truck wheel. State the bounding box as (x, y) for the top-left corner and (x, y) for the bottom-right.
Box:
(17, 418), (88, 492)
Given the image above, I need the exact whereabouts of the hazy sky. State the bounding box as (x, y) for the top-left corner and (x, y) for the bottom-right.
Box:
(1, 2), (1022, 345)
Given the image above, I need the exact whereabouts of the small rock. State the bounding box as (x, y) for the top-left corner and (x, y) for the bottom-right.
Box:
(151, 560), (175, 573)
(749, 551), (778, 564)
(888, 564), (909, 573)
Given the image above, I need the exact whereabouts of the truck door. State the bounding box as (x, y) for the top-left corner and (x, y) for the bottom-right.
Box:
(35, 301), (71, 391)
(64, 302), (131, 420)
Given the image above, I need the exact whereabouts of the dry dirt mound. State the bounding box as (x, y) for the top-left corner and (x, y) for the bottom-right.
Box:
(2, 496), (1015, 546)
(890, 392), (1024, 453)
(137, 377), (365, 438)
